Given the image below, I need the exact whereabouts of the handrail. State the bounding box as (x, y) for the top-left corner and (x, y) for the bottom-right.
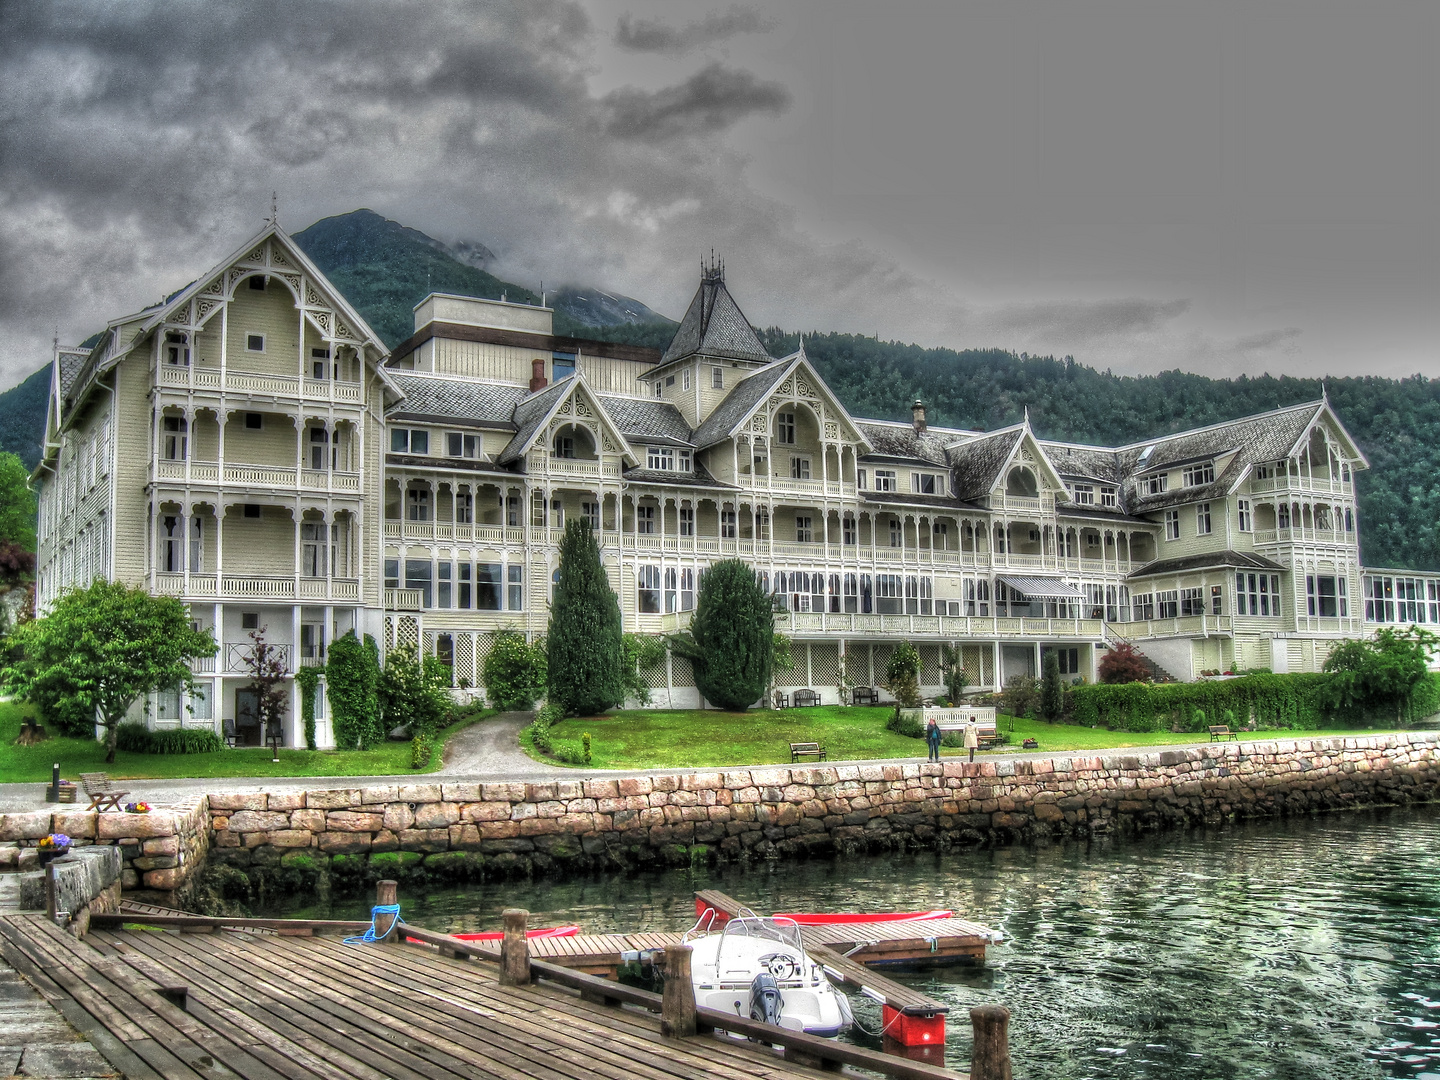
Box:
(91, 913), (372, 933)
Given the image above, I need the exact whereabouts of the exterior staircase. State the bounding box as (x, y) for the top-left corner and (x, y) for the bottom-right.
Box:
(1100, 625), (1180, 683)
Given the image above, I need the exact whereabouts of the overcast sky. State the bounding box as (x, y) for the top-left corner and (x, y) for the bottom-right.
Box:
(2, 0), (1437, 391)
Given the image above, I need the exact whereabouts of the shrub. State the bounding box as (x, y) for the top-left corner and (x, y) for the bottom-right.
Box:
(409, 732), (434, 769)
(939, 643), (970, 704)
(1003, 674), (1040, 720)
(885, 709), (925, 738)
(1322, 626), (1438, 725)
(1070, 673), (1332, 732)
(380, 643), (451, 738)
(295, 666), (321, 751)
(547, 519), (625, 716)
(621, 634), (667, 707)
(668, 560), (773, 711)
(1098, 642), (1151, 684)
(1040, 651), (1063, 721)
(327, 631), (381, 750)
(115, 723), (222, 755)
(484, 631), (548, 710)
(582, 732), (592, 765)
(525, 702), (562, 755)
(881, 641), (922, 721)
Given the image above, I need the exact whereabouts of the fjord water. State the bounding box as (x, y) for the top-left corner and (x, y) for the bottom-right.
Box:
(273, 807), (1440, 1079)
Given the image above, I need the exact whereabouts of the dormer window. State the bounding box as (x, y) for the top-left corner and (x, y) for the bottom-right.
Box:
(1071, 483), (1094, 505)
(1144, 473), (1168, 495)
(1182, 462), (1215, 487)
(912, 472), (941, 495)
(1101, 486), (1117, 507)
(646, 446), (690, 472)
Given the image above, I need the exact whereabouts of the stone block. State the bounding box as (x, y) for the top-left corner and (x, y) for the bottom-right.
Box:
(583, 780), (619, 799)
(267, 792), (306, 811)
(318, 832), (371, 854)
(619, 776), (654, 797)
(481, 782), (527, 802)
(464, 801), (512, 822)
(651, 774), (680, 792)
(682, 772), (723, 791)
(226, 811), (291, 833)
(290, 809), (327, 832)
(370, 829), (399, 853)
(721, 771), (754, 789)
(0, 844), (16, 868)
(143, 867), (183, 890)
(750, 768), (791, 787)
(97, 812), (177, 840)
(0, 812), (52, 841)
(50, 811), (96, 839)
(142, 835), (180, 856)
(359, 785), (399, 805)
(215, 831), (241, 847)
(413, 803), (461, 829)
(535, 800), (565, 819)
(131, 855), (180, 871)
(326, 811), (384, 833)
(479, 820), (520, 839)
(398, 784), (442, 804)
(208, 793), (267, 811)
(269, 830), (314, 849)
(526, 782), (559, 801)
(554, 781), (583, 800)
(382, 804), (414, 832)
(398, 828), (450, 851)
(442, 783), (483, 802)
(307, 789), (360, 809)
(518, 818), (562, 836)
(509, 802), (538, 821)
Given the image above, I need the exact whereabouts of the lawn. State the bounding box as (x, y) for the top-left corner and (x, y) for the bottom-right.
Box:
(536, 706), (1408, 770)
(0, 701), (496, 782)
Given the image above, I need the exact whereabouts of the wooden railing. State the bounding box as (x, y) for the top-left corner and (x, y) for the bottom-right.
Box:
(158, 364), (363, 402)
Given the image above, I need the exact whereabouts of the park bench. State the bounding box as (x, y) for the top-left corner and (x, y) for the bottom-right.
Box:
(850, 686), (878, 706)
(793, 689), (821, 707)
(929, 706), (1000, 747)
(772, 690), (789, 709)
(789, 741), (827, 763)
(1209, 725), (1239, 742)
(80, 773), (131, 812)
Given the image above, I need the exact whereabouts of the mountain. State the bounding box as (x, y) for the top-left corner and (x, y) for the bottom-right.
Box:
(0, 364), (50, 470)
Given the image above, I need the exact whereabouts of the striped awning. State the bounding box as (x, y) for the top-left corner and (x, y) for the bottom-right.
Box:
(997, 576), (1085, 599)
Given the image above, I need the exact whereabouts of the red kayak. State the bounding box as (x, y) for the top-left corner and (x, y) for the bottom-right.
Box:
(694, 899), (950, 925)
(408, 925), (580, 945)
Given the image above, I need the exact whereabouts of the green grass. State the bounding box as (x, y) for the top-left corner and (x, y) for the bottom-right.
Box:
(0, 701), (496, 782)
(534, 706), (1411, 770)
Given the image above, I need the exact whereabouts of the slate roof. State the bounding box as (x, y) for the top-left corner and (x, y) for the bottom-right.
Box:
(56, 349), (89, 400)
(861, 491), (985, 513)
(855, 423), (951, 467)
(690, 357), (798, 449)
(598, 396), (694, 447)
(1056, 505), (1152, 525)
(658, 271), (773, 366)
(1127, 550), (1286, 581)
(947, 428), (1025, 502)
(498, 379), (573, 464)
(1041, 442), (1123, 484)
(386, 374), (529, 428)
(621, 462), (735, 490)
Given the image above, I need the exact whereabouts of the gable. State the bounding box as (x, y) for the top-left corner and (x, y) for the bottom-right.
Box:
(498, 375), (636, 465)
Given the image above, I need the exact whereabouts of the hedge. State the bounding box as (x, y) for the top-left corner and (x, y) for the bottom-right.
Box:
(115, 723), (223, 754)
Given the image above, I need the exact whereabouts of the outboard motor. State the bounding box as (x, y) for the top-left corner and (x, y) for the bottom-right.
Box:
(748, 972), (783, 1026)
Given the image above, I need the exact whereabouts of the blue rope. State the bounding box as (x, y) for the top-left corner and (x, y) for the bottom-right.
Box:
(344, 904), (404, 945)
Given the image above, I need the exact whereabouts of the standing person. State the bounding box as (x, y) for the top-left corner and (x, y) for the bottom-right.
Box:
(964, 719), (979, 763)
(925, 714), (941, 762)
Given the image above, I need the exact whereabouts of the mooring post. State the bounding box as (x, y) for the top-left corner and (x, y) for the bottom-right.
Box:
(374, 880), (399, 942)
(661, 944), (696, 1038)
(44, 862), (58, 922)
(500, 908), (530, 986)
(969, 1004), (1012, 1080)
(48, 762), (60, 803)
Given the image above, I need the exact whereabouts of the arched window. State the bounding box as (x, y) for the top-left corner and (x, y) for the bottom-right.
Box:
(1006, 467), (1038, 497)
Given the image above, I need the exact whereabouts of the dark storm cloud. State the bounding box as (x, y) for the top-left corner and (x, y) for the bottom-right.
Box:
(1235, 327), (1302, 354)
(614, 7), (770, 55)
(603, 63), (791, 142)
(988, 298), (1191, 344)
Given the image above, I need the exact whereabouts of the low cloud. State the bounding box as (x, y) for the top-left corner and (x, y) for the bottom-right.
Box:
(615, 7), (770, 55)
(1235, 326), (1303, 354)
(985, 298), (1191, 344)
(603, 63), (791, 142)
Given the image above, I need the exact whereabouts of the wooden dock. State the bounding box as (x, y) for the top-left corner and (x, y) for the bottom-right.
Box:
(0, 906), (972, 1080)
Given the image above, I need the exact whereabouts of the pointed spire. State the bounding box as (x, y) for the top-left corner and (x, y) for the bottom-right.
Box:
(1321, 378), (1329, 403)
(1023, 405), (1031, 426)
(796, 333), (806, 363)
(269, 190), (279, 227)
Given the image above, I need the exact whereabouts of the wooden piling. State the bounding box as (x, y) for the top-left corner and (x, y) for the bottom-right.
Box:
(500, 908), (530, 986)
(968, 1004), (1011, 1080)
(660, 944), (696, 1038)
(44, 863), (58, 922)
(373, 881), (398, 942)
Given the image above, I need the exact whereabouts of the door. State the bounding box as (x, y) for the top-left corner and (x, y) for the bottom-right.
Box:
(235, 689), (262, 747)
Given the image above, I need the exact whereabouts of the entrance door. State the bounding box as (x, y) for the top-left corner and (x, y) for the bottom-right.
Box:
(235, 689), (262, 747)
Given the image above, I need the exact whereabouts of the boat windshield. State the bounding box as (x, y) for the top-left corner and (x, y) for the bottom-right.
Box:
(719, 915), (805, 955)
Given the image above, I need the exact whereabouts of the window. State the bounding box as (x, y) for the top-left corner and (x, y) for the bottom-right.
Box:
(476, 564), (502, 610)
(163, 416), (187, 460)
(712, 366), (723, 389)
(1236, 573), (1281, 617)
(246, 333), (265, 352)
(244, 412), (263, 430)
(450, 432), (481, 458)
(407, 487), (430, 521)
(1131, 593), (1154, 620)
(307, 427), (329, 470)
(636, 505), (655, 534)
(458, 563), (472, 609)
(1278, 503), (1291, 528)
(438, 562), (452, 608)
(796, 516), (813, 543)
(300, 522), (328, 577)
(720, 509), (736, 539)
(1346, 508), (1355, 532)
(1180, 587), (1205, 617)
(874, 470), (897, 492)
(552, 353), (576, 380)
(790, 456), (811, 480)
(1071, 484), (1095, 505)
(681, 569), (695, 611)
(166, 333), (190, 367)
(682, 369), (691, 391)
(876, 574), (903, 615)
(410, 430), (428, 455)
(1182, 462), (1215, 487)
(844, 573), (858, 613)
(890, 518), (902, 548)
(1196, 503), (1212, 535)
(583, 502), (600, 530)
(405, 559), (432, 607)
(1053, 647), (1080, 675)
(913, 473), (938, 495)
(241, 612), (260, 630)
(933, 522), (949, 549)
(243, 503), (261, 518)
(436, 635), (454, 683)
(1211, 585), (1223, 615)
(664, 567), (678, 613)
(843, 515), (856, 545)
(506, 495), (520, 527)
(508, 565), (524, 611)
(857, 469), (867, 489)
(756, 510), (769, 540)
(776, 413), (796, 444)
(1144, 473), (1168, 495)
(161, 515), (183, 572)
(1164, 510), (1180, 540)
(638, 566), (661, 613)
(248, 275), (266, 291)
(919, 576), (933, 615)
(311, 347), (331, 380)
(679, 506), (694, 537)
(1307, 575), (1344, 618)
(391, 428), (427, 454)
(1238, 500), (1252, 532)
(861, 574), (874, 614)
(1157, 590), (1179, 619)
(665, 375), (675, 388)
(156, 681), (182, 721)
(456, 488), (473, 524)
(1101, 487), (1118, 508)
(655, 381), (663, 398)
(647, 446), (675, 471)
(189, 516), (203, 572)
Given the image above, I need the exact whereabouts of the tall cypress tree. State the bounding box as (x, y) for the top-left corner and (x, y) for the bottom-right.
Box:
(546, 518), (624, 716)
(670, 559), (773, 711)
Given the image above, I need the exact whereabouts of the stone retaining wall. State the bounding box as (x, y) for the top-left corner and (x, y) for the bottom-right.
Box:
(207, 732), (1440, 889)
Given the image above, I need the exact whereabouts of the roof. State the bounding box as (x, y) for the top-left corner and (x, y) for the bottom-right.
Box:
(498, 379), (572, 464)
(56, 349), (88, 400)
(1056, 505), (1153, 525)
(385, 374), (529, 428)
(598, 396), (693, 447)
(997, 576), (1085, 599)
(1040, 442), (1123, 484)
(1127, 550), (1286, 580)
(947, 428), (1025, 502)
(861, 491), (984, 513)
(658, 268), (773, 366)
(621, 463), (736, 490)
(690, 357), (797, 449)
(855, 422), (951, 467)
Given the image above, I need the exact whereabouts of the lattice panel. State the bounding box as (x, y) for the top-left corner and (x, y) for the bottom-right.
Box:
(962, 645), (986, 687)
(780, 645), (808, 686)
(641, 656), (668, 689)
(919, 645), (942, 686)
(870, 643), (896, 684)
(396, 617), (419, 649)
(671, 655), (696, 687)
(384, 617), (394, 650)
(849, 645), (873, 686)
(455, 634), (476, 688)
(810, 643), (839, 687)
(474, 632), (496, 666)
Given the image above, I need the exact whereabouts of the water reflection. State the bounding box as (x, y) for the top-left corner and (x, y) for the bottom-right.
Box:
(264, 807), (1440, 1079)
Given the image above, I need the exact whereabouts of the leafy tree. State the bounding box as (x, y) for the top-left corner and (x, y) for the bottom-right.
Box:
(881, 641), (922, 720)
(484, 630), (547, 710)
(668, 559), (773, 711)
(620, 633), (666, 707)
(1040, 650), (1064, 721)
(380, 642), (452, 737)
(0, 542), (33, 586)
(1099, 642), (1152, 684)
(1322, 625), (1437, 724)
(327, 630), (381, 750)
(940, 643), (970, 704)
(546, 518), (624, 716)
(0, 448), (35, 552)
(1003, 674), (1040, 721)
(238, 627), (289, 745)
(2, 580), (215, 762)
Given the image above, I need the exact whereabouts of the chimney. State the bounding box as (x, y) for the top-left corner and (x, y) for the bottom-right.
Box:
(912, 399), (927, 433)
(530, 358), (547, 392)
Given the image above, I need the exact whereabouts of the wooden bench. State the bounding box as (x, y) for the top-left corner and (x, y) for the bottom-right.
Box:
(772, 690), (789, 709)
(80, 773), (131, 812)
(1209, 725), (1239, 741)
(792, 688), (821, 707)
(789, 741), (827, 763)
(850, 686), (878, 706)
(930, 706), (1000, 747)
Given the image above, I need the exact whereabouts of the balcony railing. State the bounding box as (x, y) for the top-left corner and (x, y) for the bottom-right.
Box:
(1248, 474), (1352, 497)
(768, 612), (1107, 638)
(159, 364), (363, 403)
(526, 452), (622, 479)
(155, 459), (361, 492)
(1251, 527), (1353, 547)
(1123, 615), (1232, 638)
(154, 573), (359, 601)
(223, 641), (293, 674)
(384, 588), (424, 611)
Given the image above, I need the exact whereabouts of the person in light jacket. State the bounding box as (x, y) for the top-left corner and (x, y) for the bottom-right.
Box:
(964, 720), (980, 763)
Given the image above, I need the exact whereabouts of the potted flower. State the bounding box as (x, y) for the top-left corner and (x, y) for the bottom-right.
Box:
(124, 801), (151, 814)
(37, 833), (71, 867)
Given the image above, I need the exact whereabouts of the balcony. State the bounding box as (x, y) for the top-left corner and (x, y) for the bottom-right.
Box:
(158, 364), (363, 403)
(1123, 615), (1232, 638)
(1251, 527), (1353, 548)
(773, 612), (1107, 638)
(222, 641), (293, 674)
(384, 589), (424, 611)
(384, 522), (525, 543)
(526, 451), (622, 479)
(154, 573), (359, 602)
(1248, 474), (1352, 497)
(155, 459), (361, 492)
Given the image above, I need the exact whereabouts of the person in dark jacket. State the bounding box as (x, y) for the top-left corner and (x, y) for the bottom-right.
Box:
(925, 715), (942, 762)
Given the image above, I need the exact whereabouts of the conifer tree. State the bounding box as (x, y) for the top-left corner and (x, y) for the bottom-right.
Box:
(1040, 650), (1064, 721)
(546, 518), (624, 716)
(669, 559), (773, 711)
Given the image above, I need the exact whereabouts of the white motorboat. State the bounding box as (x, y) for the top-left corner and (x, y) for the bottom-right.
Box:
(686, 913), (853, 1037)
